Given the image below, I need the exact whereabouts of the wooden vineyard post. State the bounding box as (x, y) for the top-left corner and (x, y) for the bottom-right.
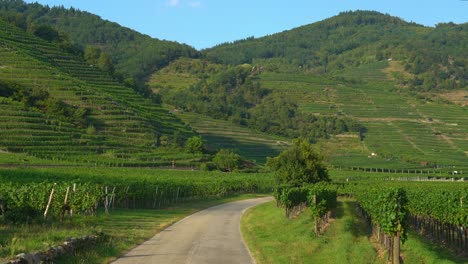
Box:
(313, 194), (319, 235)
(64, 186), (70, 205)
(393, 232), (400, 264)
(71, 183), (76, 217)
(104, 186), (109, 215)
(61, 186), (70, 221)
(44, 183), (56, 220)
(387, 235), (393, 263)
(110, 186), (116, 209)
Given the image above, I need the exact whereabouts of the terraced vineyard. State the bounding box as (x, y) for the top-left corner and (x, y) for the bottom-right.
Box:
(0, 19), (200, 166)
(259, 65), (468, 171)
(175, 111), (290, 164)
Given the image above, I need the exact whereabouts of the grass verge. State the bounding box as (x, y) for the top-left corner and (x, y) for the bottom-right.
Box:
(241, 197), (467, 264)
(241, 198), (380, 264)
(1, 193), (267, 263)
(400, 231), (467, 264)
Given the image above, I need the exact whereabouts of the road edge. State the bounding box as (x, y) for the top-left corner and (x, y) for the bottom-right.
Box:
(239, 196), (274, 264)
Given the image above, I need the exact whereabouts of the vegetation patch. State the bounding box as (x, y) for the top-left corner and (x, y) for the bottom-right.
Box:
(241, 198), (381, 264)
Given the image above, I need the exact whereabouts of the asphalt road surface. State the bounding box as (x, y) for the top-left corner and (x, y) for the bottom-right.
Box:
(112, 196), (273, 264)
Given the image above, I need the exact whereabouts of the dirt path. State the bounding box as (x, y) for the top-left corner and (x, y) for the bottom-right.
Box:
(111, 197), (273, 264)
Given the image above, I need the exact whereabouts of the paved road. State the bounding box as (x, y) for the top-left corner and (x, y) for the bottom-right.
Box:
(112, 197), (273, 264)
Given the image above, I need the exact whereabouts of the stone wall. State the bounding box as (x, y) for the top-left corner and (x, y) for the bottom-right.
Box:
(3, 233), (105, 264)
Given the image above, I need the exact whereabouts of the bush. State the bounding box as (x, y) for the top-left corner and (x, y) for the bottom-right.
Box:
(212, 149), (243, 172)
(185, 136), (205, 153)
(200, 162), (215, 171)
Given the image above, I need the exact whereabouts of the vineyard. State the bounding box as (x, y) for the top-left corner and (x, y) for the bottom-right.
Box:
(0, 18), (201, 167)
(0, 5), (467, 263)
(0, 168), (274, 224)
(258, 70), (468, 172)
(350, 182), (468, 257)
(275, 184), (337, 235)
(271, 181), (467, 263)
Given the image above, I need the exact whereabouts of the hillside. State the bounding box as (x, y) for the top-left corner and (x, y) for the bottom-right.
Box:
(1, 6), (466, 171)
(165, 11), (466, 170)
(0, 18), (201, 166)
(258, 69), (468, 169)
(0, 0), (198, 81)
(203, 11), (467, 92)
(152, 58), (467, 170)
(174, 111), (290, 164)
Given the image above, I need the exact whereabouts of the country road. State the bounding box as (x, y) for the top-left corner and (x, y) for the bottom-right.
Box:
(111, 196), (273, 264)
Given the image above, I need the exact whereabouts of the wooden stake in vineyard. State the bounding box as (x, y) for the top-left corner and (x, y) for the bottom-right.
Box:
(393, 232), (401, 264)
(71, 183), (76, 217)
(312, 194), (319, 235)
(105, 186), (109, 215)
(61, 186), (72, 221)
(110, 186), (116, 209)
(44, 183), (56, 220)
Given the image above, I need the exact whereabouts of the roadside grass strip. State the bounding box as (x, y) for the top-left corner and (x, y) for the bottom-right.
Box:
(241, 198), (380, 264)
(241, 197), (466, 264)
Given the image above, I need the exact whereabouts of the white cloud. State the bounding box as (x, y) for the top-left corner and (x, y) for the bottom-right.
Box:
(189, 1), (201, 8)
(167, 0), (180, 7)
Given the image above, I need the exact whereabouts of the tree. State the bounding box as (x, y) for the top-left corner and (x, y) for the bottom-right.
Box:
(212, 149), (243, 172)
(33, 25), (60, 42)
(172, 131), (184, 147)
(267, 138), (329, 187)
(97, 52), (115, 74)
(84, 45), (101, 65)
(185, 136), (205, 153)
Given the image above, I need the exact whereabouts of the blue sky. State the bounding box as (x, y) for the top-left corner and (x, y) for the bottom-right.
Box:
(25, 0), (467, 50)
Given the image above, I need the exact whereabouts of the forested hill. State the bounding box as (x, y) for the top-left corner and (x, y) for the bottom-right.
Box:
(0, 0), (198, 81)
(203, 11), (467, 92)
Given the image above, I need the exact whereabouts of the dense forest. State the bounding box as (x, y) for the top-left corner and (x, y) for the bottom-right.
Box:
(160, 64), (365, 141)
(0, 0), (198, 83)
(203, 11), (467, 92)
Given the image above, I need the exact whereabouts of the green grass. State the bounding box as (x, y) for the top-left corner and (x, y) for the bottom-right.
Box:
(401, 231), (467, 264)
(0, 193), (267, 263)
(241, 198), (381, 264)
(241, 197), (467, 264)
